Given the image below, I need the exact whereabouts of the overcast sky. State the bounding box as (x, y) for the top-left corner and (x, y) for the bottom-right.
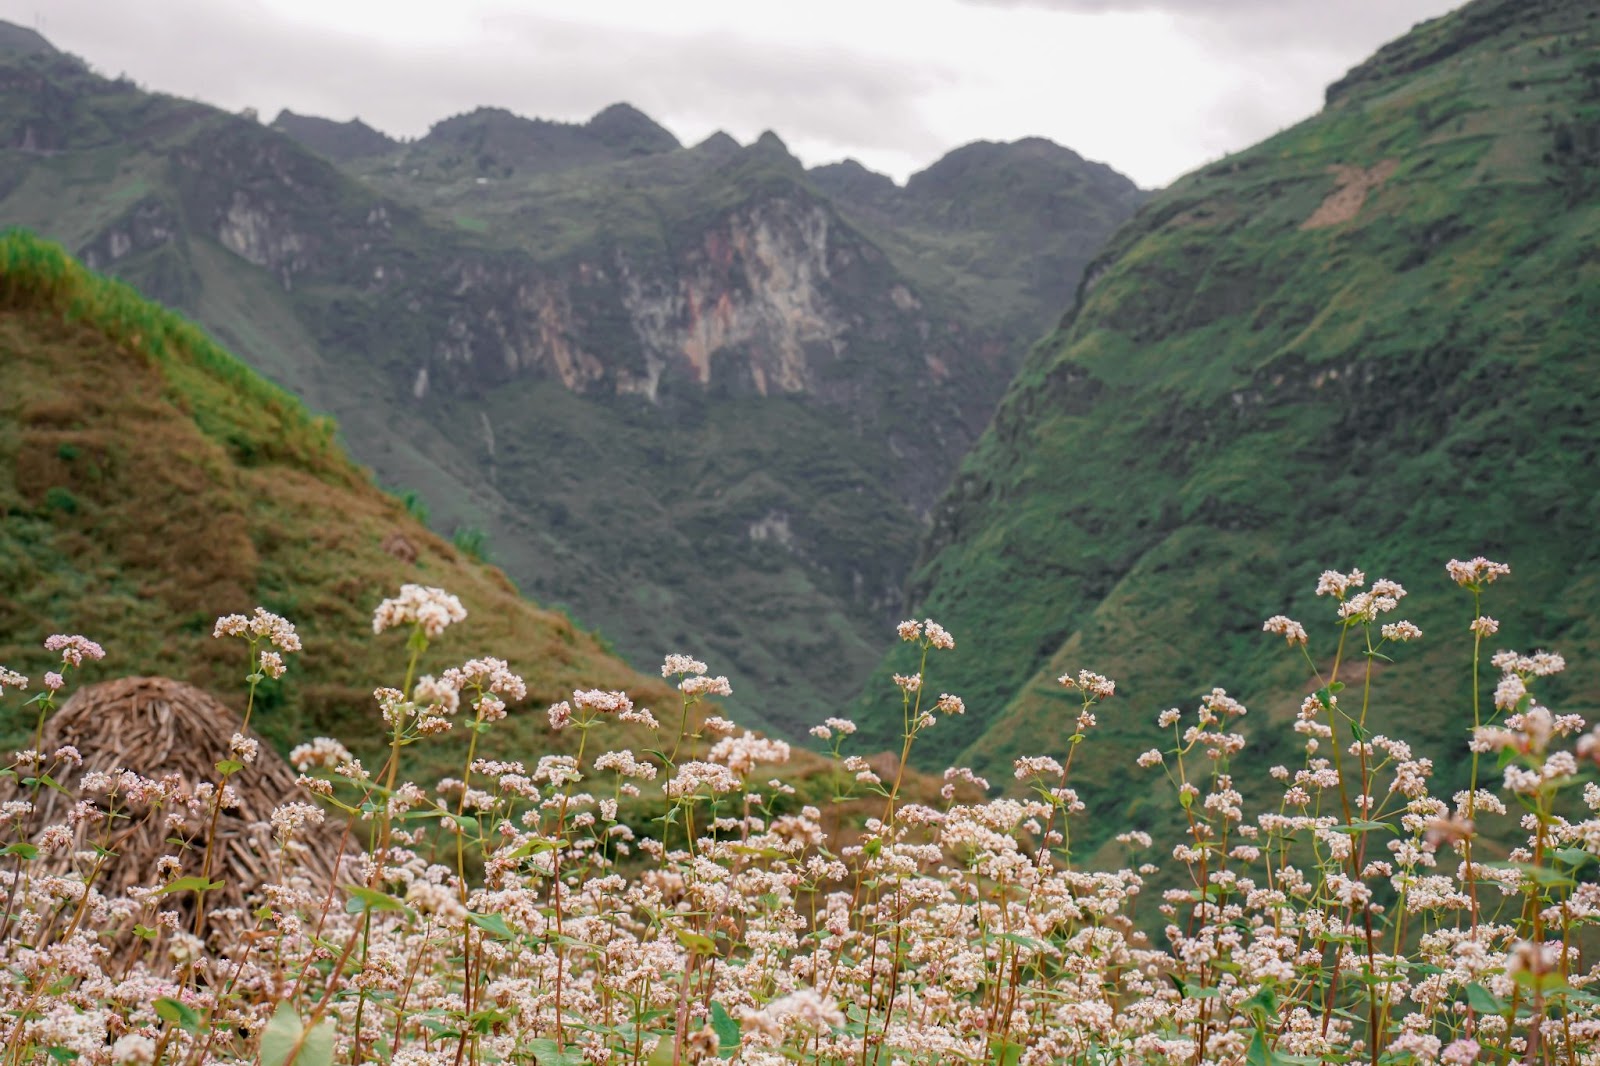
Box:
(3, 0), (1465, 188)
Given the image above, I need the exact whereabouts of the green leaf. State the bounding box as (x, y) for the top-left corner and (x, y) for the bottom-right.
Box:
(45, 1050), (78, 1064)
(675, 929), (717, 955)
(1241, 984), (1279, 1021)
(1466, 983), (1507, 1014)
(501, 836), (564, 861)
(133, 924), (158, 940)
(1330, 819), (1394, 835)
(646, 1037), (677, 1066)
(987, 1036), (1024, 1066)
(259, 1004), (301, 1066)
(0, 843), (39, 860)
(1247, 1028), (1274, 1066)
(215, 759), (245, 775)
(1246, 1028), (1319, 1066)
(154, 997), (201, 1033)
(34, 774), (71, 796)
(343, 884), (408, 915)
(298, 1019), (335, 1066)
(995, 931), (1049, 951)
(524, 1039), (592, 1066)
(1487, 860), (1576, 888)
(468, 911), (516, 939)
(157, 876), (224, 895)
(259, 1003), (335, 1066)
(710, 1001), (740, 1057)
(468, 1007), (516, 1032)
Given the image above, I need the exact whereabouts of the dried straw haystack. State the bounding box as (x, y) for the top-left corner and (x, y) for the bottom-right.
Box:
(14, 676), (353, 922)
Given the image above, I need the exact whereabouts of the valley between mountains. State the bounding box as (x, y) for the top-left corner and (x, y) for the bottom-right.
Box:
(0, 19), (1141, 733)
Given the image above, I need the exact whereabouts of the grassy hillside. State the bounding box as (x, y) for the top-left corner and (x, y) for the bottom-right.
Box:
(0, 229), (679, 779)
(863, 0), (1600, 856)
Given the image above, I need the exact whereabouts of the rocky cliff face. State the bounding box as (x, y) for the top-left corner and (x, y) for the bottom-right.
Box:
(620, 198), (842, 397)
(408, 196), (852, 399)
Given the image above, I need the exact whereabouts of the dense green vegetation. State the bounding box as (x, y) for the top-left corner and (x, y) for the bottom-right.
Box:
(0, 35), (1139, 733)
(0, 229), (677, 781)
(863, 0), (1600, 859)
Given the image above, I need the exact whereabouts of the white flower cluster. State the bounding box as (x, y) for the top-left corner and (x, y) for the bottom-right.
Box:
(372, 584), (467, 638)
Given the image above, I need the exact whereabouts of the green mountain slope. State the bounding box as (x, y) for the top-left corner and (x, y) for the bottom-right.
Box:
(0, 34), (1140, 733)
(0, 230), (677, 778)
(866, 0), (1600, 842)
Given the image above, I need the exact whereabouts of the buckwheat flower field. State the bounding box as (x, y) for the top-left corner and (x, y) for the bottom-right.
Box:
(0, 560), (1595, 1066)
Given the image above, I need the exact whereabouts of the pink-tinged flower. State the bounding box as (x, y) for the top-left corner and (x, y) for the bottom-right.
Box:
(1315, 567), (1364, 598)
(212, 607), (300, 652)
(1506, 939), (1559, 975)
(1014, 755), (1063, 779)
(0, 667), (25, 696)
(679, 675), (732, 698)
(413, 674), (460, 715)
(43, 672), (63, 692)
(1447, 557), (1510, 588)
(372, 584), (466, 638)
(1470, 615), (1499, 637)
(442, 657), (526, 702)
(1494, 674), (1527, 712)
(1059, 670), (1115, 700)
(290, 736), (353, 772)
(922, 620), (955, 650)
(664, 760), (741, 798)
(1381, 620), (1421, 642)
(257, 651), (285, 679)
(1262, 615), (1308, 646)
(660, 654), (707, 677)
(43, 634), (104, 667)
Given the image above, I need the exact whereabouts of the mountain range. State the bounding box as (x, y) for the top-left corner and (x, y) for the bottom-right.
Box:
(0, 24), (1141, 734)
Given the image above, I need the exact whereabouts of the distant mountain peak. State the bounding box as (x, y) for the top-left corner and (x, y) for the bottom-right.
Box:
(1324, 0), (1528, 106)
(270, 109), (398, 163)
(753, 130), (790, 154)
(0, 19), (57, 57)
(905, 136), (1136, 199)
(584, 101), (679, 156)
(693, 130), (742, 158)
(807, 158), (900, 208)
(412, 102), (678, 175)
